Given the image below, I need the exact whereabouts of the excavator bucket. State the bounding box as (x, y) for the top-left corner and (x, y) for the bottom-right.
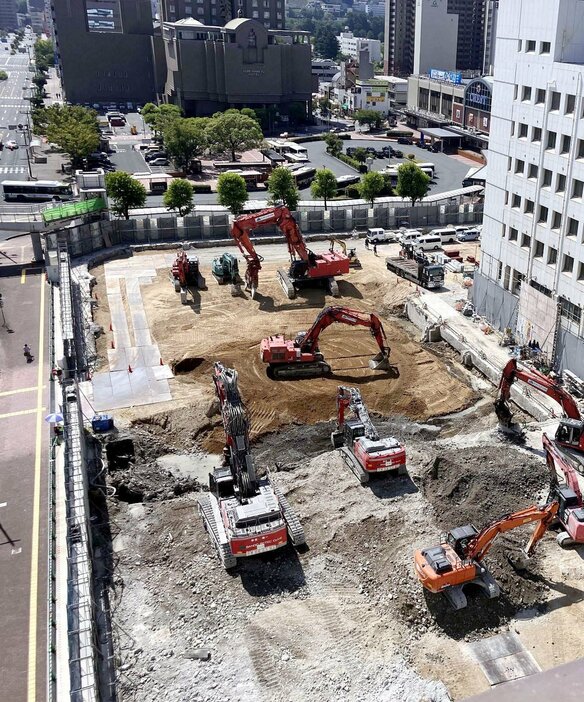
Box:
(369, 351), (391, 371)
(494, 398), (513, 427)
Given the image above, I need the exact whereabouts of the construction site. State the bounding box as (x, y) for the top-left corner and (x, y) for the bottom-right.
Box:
(67, 211), (584, 702)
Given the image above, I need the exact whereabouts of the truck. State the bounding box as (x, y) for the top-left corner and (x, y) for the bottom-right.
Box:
(385, 254), (445, 289)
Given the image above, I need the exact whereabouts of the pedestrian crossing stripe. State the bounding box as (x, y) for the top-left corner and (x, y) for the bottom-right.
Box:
(0, 166), (26, 174)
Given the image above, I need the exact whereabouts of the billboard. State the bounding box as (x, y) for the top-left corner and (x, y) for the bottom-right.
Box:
(86, 0), (122, 33)
(429, 68), (462, 85)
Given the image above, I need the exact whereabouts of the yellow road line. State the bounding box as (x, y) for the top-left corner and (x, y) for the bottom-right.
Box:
(21, 268), (26, 284)
(27, 276), (45, 702)
(0, 407), (42, 419)
(0, 385), (39, 397)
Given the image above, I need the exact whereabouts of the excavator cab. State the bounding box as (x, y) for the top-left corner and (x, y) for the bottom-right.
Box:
(209, 466), (235, 499)
(556, 419), (584, 450)
(446, 524), (479, 560)
(344, 418), (366, 445)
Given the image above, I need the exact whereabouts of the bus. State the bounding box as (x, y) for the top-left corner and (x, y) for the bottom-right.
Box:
(290, 166), (316, 189)
(1, 180), (74, 202)
(382, 164), (434, 185)
(265, 139), (309, 162)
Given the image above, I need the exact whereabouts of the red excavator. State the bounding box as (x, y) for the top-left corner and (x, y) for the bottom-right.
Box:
(197, 362), (305, 569)
(414, 501), (559, 610)
(543, 433), (584, 547)
(331, 386), (406, 483)
(171, 250), (206, 303)
(495, 358), (584, 458)
(230, 205), (350, 299)
(260, 305), (391, 379)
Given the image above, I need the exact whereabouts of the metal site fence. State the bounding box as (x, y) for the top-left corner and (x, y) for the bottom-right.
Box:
(45, 200), (483, 257)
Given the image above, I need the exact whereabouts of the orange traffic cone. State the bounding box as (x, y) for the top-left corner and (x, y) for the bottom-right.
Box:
(160, 357), (164, 365)
(109, 322), (113, 331)
(128, 364), (133, 373)
(111, 340), (115, 349)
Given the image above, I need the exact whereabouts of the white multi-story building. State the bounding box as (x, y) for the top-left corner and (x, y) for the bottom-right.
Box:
(337, 29), (382, 63)
(413, 0), (458, 75)
(475, 0), (584, 376)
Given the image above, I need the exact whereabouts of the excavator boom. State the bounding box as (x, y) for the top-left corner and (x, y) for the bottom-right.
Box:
(543, 433), (583, 504)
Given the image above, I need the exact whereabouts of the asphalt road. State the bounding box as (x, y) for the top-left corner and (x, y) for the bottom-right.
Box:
(108, 133), (471, 207)
(0, 40), (35, 183)
(0, 269), (49, 702)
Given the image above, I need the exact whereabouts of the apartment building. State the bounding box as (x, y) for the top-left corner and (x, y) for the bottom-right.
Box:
(337, 30), (381, 63)
(159, 0), (284, 28)
(474, 0), (584, 376)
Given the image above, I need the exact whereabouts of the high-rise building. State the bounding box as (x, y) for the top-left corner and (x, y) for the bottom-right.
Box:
(337, 30), (381, 63)
(482, 0), (499, 75)
(52, 0), (164, 105)
(384, 0), (416, 77)
(0, 0), (18, 31)
(473, 0), (584, 376)
(159, 0), (284, 29)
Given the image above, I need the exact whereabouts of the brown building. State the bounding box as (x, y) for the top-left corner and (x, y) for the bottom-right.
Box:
(163, 18), (311, 118)
(159, 0), (284, 29)
(52, 0), (165, 106)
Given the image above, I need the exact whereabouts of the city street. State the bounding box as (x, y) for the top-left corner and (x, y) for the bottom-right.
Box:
(0, 45), (35, 183)
(0, 270), (49, 702)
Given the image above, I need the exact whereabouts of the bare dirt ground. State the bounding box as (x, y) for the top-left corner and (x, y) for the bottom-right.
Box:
(88, 247), (584, 701)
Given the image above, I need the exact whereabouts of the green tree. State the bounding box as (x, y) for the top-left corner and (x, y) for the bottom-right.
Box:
(141, 102), (159, 128)
(0, 70), (7, 81)
(217, 172), (248, 215)
(32, 73), (46, 91)
(353, 147), (368, 164)
(206, 112), (264, 161)
(395, 161), (431, 205)
(162, 117), (207, 171)
(39, 104), (100, 166)
(314, 25), (339, 59)
(163, 178), (194, 216)
(359, 171), (385, 206)
(34, 39), (54, 73)
(267, 166), (300, 210)
(240, 107), (261, 124)
(154, 104), (182, 134)
(324, 132), (342, 157)
(355, 109), (382, 129)
(310, 168), (337, 210)
(105, 172), (147, 220)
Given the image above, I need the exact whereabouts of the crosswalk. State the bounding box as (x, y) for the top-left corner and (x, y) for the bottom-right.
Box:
(0, 166), (26, 174)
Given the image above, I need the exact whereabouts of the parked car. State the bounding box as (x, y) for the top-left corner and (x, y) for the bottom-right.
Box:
(397, 136), (413, 145)
(149, 158), (170, 166)
(393, 149), (404, 159)
(5, 140), (18, 150)
(456, 228), (481, 242)
(145, 151), (167, 162)
(365, 228), (397, 245)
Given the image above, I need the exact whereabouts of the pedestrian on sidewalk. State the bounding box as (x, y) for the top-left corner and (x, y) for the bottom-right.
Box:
(373, 244), (378, 256)
(23, 343), (33, 362)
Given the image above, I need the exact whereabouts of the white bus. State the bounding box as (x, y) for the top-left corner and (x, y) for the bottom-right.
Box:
(265, 139), (309, 162)
(1, 180), (74, 202)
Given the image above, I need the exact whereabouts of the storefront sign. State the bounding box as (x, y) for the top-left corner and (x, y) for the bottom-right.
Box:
(429, 68), (462, 85)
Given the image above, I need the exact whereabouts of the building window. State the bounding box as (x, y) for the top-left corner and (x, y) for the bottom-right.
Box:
(556, 174), (566, 192)
(522, 86), (532, 102)
(568, 217), (579, 237)
(518, 123), (528, 138)
(538, 205), (548, 223)
(511, 194), (521, 209)
(540, 41), (551, 54)
(546, 130), (557, 150)
(524, 199), (534, 214)
(548, 247), (558, 265)
(577, 140), (584, 159)
(561, 135), (571, 154)
(559, 298), (581, 326)
(563, 254), (575, 273)
(185, 4), (192, 12)
(252, 10), (258, 16)
(515, 159), (524, 174)
(511, 270), (524, 294)
(526, 40), (536, 52)
(534, 240), (544, 258)
(521, 233), (531, 248)
(532, 127), (542, 142)
(197, 6), (204, 13)
(263, 11), (270, 17)
(535, 88), (546, 105)
(550, 91), (561, 111)
(552, 211), (562, 229)
(513, 84), (518, 100)
(528, 164), (538, 180)
(509, 227), (518, 241)
(566, 94), (576, 114)
(572, 179), (584, 198)
(578, 262), (584, 281)
(542, 168), (552, 186)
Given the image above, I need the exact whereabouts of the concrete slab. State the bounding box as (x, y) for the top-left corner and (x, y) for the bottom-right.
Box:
(126, 347), (145, 369)
(107, 348), (127, 372)
(129, 367), (151, 402)
(134, 328), (152, 347)
(148, 365), (174, 381)
(467, 632), (541, 687)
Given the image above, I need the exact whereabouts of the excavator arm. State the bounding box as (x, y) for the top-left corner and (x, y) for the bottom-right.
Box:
(466, 501), (559, 562)
(543, 432), (583, 504)
(212, 362), (257, 498)
(299, 306), (390, 362)
(230, 206), (312, 295)
(336, 385), (379, 440)
(495, 359), (581, 426)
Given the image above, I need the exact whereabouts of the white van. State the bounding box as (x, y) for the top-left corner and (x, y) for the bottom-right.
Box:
(429, 227), (458, 245)
(399, 229), (422, 246)
(415, 234), (443, 252)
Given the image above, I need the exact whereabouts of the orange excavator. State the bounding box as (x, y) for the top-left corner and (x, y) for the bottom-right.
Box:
(414, 501), (559, 610)
(260, 305), (391, 379)
(229, 205), (350, 299)
(543, 433), (584, 547)
(495, 358), (584, 458)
